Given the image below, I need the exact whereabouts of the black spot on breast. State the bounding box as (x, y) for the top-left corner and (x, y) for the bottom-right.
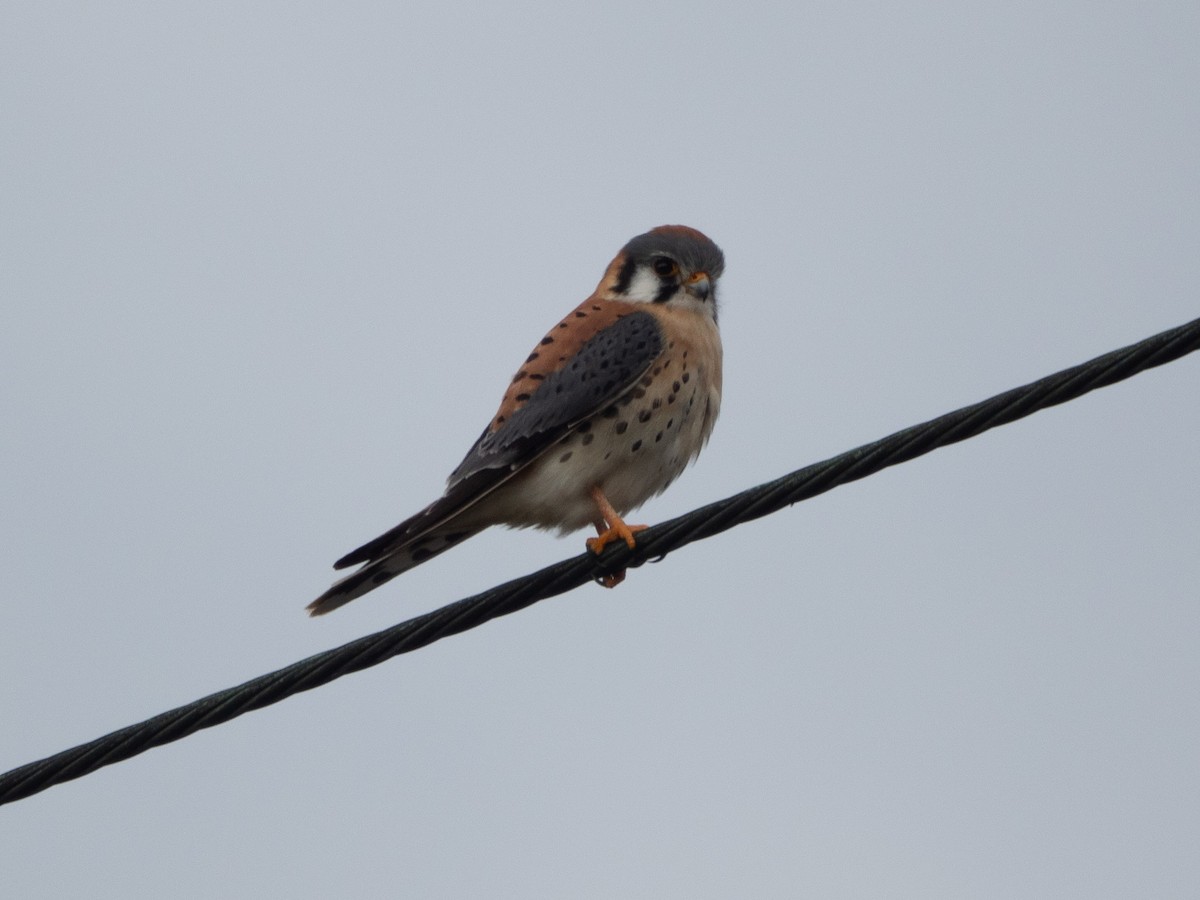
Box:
(529, 373), (545, 381)
(541, 336), (554, 345)
(559, 451), (573, 463)
(527, 352), (539, 362)
(638, 410), (652, 423)
(581, 433), (594, 445)
(512, 370), (527, 382)
(655, 432), (663, 442)
(681, 372), (690, 383)
(631, 440), (642, 452)
(672, 380), (681, 392)
(558, 322), (569, 329)
(516, 393), (532, 402)
(615, 421), (628, 434)
(575, 310), (588, 318)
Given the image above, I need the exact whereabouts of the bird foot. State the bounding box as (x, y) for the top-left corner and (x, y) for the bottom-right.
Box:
(586, 521), (648, 555)
(586, 486), (648, 588)
(587, 522), (647, 588)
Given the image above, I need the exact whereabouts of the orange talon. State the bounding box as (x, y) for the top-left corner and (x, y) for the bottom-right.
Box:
(596, 570), (626, 589)
(585, 486), (647, 553)
(586, 486), (648, 588)
(586, 521), (648, 555)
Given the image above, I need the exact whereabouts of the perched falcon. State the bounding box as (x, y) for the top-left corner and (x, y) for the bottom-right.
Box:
(309, 225), (725, 614)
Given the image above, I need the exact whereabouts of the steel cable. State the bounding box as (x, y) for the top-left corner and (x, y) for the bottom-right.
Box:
(2, 314), (1197, 807)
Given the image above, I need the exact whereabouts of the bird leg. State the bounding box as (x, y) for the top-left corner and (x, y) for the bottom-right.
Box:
(586, 486), (647, 552)
(586, 486), (648, 588)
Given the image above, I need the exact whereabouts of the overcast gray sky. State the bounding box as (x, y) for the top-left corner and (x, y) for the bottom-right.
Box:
(3, 2), (1199, 897)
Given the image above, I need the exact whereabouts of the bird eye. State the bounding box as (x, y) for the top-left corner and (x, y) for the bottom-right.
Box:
(652, 257), (678, 278)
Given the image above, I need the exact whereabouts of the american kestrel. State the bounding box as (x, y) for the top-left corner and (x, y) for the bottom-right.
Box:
(308, 225), (725, 615)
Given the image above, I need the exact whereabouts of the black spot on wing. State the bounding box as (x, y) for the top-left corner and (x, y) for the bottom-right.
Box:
(448, 310), (663, 484)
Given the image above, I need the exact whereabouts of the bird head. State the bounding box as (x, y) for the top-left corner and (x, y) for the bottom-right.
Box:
(598, 225), (725, 317)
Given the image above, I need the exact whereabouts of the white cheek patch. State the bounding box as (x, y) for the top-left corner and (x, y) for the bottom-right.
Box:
(622, 267), (663, 304)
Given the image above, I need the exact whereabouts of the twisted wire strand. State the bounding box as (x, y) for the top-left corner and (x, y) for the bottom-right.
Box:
(2, 315), (1197, 807)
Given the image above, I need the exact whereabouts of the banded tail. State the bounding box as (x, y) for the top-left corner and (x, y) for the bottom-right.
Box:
(307, 524), (485, 616)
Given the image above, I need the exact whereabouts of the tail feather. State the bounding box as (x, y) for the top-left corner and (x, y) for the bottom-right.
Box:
(307, 525), (485, 616)
(333, 467), (511, 571)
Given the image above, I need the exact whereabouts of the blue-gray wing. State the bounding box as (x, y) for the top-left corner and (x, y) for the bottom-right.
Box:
(332, 310), (663, 570)
(448, 309), (664, 485)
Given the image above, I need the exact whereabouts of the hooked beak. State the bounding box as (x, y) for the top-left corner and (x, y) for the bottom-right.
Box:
(686, 271), (712, 301)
